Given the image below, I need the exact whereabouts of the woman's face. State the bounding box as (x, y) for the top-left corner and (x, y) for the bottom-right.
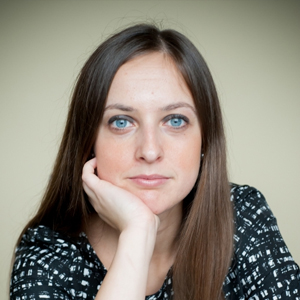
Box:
(94, 52), (202, 217)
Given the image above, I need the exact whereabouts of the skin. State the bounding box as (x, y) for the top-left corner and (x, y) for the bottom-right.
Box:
(82, 52), (202, 298)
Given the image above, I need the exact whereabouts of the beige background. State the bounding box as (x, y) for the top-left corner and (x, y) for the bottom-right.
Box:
(1, 0), (299, 297)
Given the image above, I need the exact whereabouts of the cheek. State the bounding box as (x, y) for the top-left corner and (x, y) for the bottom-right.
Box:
(178, 138), (201, 188)
(170, 135), (201, 174)
(94, 139), (131, 183)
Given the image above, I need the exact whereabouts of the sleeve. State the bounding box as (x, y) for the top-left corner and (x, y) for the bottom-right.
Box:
(10, 247), (72, 300)
(10, 226), (104, 300)
(225, 185), (300, 300)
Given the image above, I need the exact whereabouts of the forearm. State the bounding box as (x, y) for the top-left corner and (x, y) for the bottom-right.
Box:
(95, 224), (157, 300)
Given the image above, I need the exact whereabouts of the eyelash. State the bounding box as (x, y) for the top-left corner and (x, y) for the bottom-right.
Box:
(108, 115), (135, 131)
(163, 114), (189, 129)
(108, 114), (189, 131)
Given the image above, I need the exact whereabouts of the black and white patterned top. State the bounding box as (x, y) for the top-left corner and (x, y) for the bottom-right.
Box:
(10, 185), (300, 299)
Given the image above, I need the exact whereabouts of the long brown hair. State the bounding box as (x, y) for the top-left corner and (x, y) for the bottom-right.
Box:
(17, 24), (233, 299)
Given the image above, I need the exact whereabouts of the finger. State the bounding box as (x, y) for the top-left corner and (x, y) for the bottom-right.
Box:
(82, 158), (98, 184)
(82, 181), (96, 199)
(82, 157), (97, 174)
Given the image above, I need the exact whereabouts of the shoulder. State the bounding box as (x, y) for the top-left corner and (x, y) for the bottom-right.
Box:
(224, 184), (300, 299)
(230, 183), (270, 215)
(229, 183), (290, 260)
(230, 183), (276, 232)
(11, 225), (104, 299)
(14, 225), (86, 273)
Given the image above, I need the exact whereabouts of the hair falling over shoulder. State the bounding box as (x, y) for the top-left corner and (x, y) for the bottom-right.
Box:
(16, 23), (234, 299)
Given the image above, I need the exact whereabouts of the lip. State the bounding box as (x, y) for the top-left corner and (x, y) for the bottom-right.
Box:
(129, 174), (170, 187)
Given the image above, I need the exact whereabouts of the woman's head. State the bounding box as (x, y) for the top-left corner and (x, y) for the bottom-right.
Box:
(65, 23), (225, 223)
(29, 23), (227, 234)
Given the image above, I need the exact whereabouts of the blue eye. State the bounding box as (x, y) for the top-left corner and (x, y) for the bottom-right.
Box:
(108, 115), (134, 130)
(113, 119), (129, 128)
(169, 118), (183, 127)
(165, 115), (188, 128)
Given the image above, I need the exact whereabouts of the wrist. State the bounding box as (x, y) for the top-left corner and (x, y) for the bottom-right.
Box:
(119, 217), (158, 256)
(122, 213), (159, 236)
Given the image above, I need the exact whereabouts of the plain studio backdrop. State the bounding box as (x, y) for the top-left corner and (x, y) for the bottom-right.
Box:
(1, 1), (299, 297)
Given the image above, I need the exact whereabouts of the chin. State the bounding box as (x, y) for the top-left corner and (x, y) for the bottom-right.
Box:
(135, 189), (182, 216)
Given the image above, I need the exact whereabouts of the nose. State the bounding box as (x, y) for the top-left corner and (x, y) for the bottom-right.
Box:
(135, 126), (163, 163)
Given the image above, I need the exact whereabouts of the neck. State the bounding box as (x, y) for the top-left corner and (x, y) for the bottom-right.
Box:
(153, 203), (183, 258)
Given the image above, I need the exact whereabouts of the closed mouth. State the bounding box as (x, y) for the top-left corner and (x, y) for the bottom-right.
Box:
(129, 174), (170, 187)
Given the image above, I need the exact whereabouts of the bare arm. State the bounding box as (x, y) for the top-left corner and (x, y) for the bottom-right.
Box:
(82, 158), (160, 299)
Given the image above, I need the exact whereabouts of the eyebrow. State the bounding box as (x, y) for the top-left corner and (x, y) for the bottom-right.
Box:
(105, 102), (196, 113)
(162, 102), (196, 114)
(104, 104), (136, 112)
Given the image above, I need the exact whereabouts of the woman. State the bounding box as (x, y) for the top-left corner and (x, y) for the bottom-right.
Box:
(10, 24), (300, 300)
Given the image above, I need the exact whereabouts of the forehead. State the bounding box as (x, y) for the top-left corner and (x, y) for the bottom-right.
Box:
(106, 52), (194, 109)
